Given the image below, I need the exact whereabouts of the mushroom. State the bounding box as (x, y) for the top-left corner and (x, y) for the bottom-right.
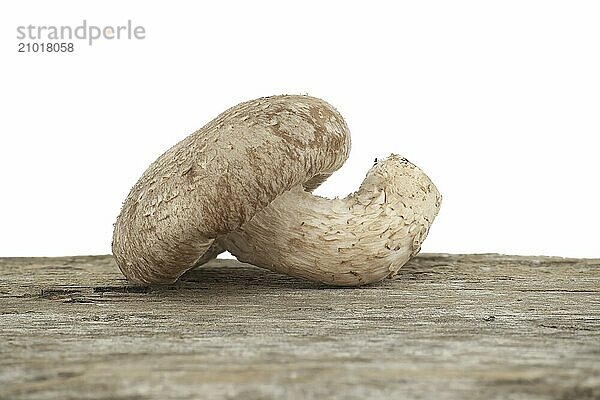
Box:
(112, 95), (441, 285)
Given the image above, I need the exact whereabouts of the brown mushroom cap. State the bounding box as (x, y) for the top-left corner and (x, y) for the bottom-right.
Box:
(112, 95), (351, 284)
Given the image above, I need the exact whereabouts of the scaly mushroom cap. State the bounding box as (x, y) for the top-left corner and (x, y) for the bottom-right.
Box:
(113, 95), (351, 284)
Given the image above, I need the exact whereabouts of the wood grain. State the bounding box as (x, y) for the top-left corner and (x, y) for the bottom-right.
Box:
(1, 254), (599, 399)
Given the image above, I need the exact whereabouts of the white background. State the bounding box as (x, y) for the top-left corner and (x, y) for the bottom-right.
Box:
(1, 1), (599, 258)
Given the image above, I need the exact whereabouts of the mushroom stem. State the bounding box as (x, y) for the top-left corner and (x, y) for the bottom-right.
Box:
(219, 155), (441, 286)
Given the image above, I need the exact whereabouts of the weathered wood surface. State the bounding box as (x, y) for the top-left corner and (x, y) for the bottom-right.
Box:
(0, 254), (599, 400)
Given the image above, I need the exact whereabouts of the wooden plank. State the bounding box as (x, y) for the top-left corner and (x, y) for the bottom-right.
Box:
(0, 254), (599, 399)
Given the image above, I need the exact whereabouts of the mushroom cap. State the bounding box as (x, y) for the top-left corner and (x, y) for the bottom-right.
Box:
(112, 95), (351, 284)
